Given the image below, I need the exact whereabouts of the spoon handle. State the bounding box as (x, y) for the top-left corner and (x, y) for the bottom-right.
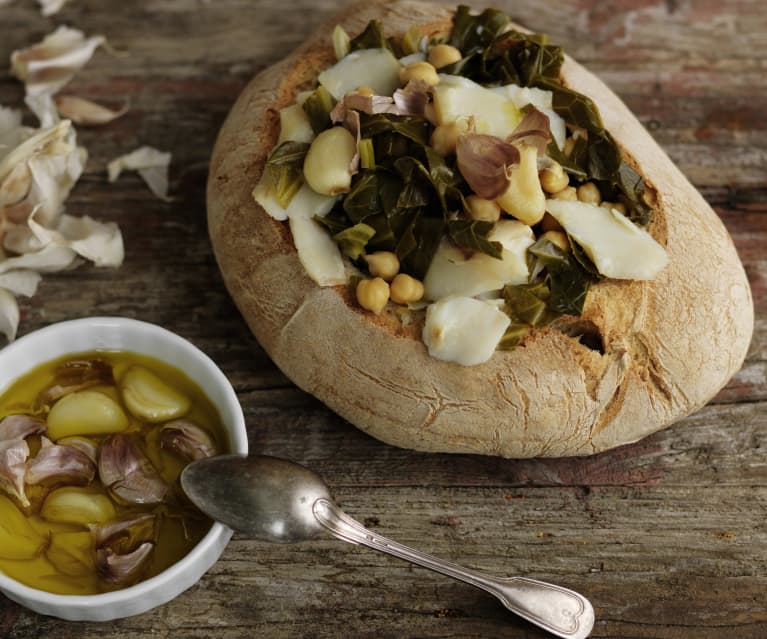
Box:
(312, 498), (594, 639)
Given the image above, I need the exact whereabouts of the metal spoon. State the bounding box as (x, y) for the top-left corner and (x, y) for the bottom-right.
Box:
(180, 454), (595, 639)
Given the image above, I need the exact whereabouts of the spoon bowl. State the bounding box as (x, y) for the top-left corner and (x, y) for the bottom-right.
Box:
(182, 454), (595, 639)
(181, 454), (329, 543)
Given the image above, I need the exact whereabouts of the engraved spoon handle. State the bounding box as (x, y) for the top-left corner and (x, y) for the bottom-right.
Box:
(312, 498), (594, 639)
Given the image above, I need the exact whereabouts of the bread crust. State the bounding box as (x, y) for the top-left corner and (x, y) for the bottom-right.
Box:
(207, 0), (753, 457)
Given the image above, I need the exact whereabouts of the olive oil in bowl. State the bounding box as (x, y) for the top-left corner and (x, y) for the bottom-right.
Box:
(0, 350), (227, 595)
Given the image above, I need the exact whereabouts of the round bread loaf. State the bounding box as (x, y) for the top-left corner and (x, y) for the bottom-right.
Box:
(207, 0), (753, 457)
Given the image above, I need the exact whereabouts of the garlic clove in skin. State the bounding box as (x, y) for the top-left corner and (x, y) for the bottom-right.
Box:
(98, 433), (168, 505)
(119, 365), (191, 423)
(38, 358), (114, 405)
(160, 420), (219, 462)
(0, 414), (46, 441)
(95, 541), (154, 585)
(25, 436), (96, 486)
(0, 438), (31, 507)
(90, 513), (155, 549)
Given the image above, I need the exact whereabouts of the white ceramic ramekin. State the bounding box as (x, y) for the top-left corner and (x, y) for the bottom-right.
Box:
(0, 317), (248, 621)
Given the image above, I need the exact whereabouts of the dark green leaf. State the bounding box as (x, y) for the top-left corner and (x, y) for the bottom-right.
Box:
(302, 86), (336, 134)
(447, 220), (503, 259)
(546, 139), (587, 179)
(448, 5), (510, 51)
(343, 171), (381, 222)
(529, 239), (594, 316)
(349, 20), (389, 51)
(400, 216), (445, 280)
(333, 223), (376, 260)
(360, 113), (429, 146)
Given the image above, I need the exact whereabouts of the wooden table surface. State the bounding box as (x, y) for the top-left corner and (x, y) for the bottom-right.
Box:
(1, 1), (765, 637)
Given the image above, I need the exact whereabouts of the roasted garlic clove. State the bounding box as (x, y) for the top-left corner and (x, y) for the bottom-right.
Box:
(119, 366), (191, 423)
(160, 420), (219, 461)
(46, 530), (96, 577)
(38, 358), (114, 405)
(0, 495), (48, 560)
(96, 541), (153, 585)
(99, 433), (168, 505)
(0, 438), (31, 507)
(46, 390), (129, 440)
(56, 435), (99, 464)
(0, 414), (46, 441)
(41, 486), (116, 525)
(26, 437), (96, 486)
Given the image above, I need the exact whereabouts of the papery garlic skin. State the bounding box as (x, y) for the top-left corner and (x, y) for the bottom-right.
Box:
(98, 433), (169, 505)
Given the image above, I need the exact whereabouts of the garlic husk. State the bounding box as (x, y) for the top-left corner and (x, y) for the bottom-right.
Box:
(98, 433), (169, 505)
(0, 414), (46, 440)
(107, 146), (171, 200)
(38, 358), (114, 405)
(41, 486), (117, 525)
(0, 438), (30, 507)
(119, 365), (191, 423)
(26, 437), (96, 486)
(160, 420), (219, 461)
(95, 541), (153, 585)
(46, 390), (129, 441)
(54, 95), (129, 126)
(55, 435), (99, 464)
(90, 513), (155, 549)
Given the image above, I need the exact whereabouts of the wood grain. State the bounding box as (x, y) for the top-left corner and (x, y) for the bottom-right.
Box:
(1, 0), (766, 637)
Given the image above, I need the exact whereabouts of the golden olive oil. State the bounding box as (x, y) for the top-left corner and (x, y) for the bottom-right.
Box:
(0, 350), (228, 595)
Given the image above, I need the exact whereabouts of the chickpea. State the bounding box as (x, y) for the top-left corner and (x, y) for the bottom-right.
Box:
(427, 44), (462, 69)
(390, 274), (425, 305)
(364, 251), (399, 281)
(551, 186), (577, 202)
(430, 120), (469, 156)
(355, 85), (375, 97)
(539, 162), (569, 194)
(539, 230), (570, 252)
(601, 201), (627, 215)
(399, 61), (440, 86)
(356, 278), (390, 315)
(540, 212), (564, 233)
(466, 195), (501, 222)
(577, 182), (601, 205)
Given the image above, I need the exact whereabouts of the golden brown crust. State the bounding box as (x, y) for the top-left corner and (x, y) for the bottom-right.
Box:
(207, 0), (753, 457)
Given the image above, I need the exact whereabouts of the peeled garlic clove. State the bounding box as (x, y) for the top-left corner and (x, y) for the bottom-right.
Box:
(41, 487), (116, 525)
(0, 438), (30, 507)
(160, 420), (219, 461)
(0, 495), (47, 560)
(99, 433), (168, 505)
(26, 440), (96, 486)
(46, 530), (95, 577)
(46, 390), (129, 440)
(120, 366), (191, 423)
(96, 541), (153, 585)
(0, 414), (46, 441)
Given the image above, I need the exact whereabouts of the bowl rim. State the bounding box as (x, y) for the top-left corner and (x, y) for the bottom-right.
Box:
(0, 316), (248, 612)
